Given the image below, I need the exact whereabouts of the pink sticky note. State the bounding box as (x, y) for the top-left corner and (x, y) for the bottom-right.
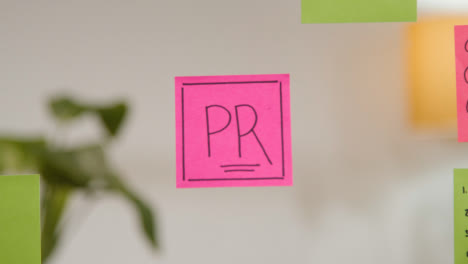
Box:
(455, 26), (468, 142)
(175, 74), (293, 188)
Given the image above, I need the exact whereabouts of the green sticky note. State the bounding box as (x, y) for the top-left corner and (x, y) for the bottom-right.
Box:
(0, 175), (41, 264)
(454, 169), (468, 264)
(301, 0), (417, 24)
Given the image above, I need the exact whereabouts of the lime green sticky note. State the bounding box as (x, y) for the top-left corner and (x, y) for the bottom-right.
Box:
(0, 175), (41, 264)
(301, 0), (417, 24)
(454, 169), (468, 264)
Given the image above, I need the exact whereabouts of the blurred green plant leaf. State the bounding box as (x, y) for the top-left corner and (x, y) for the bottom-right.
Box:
(128, 192), (159, 249)
(40, 150), (92, 188)
(96, 102), (128, 137)
(41, 185), (71, 262)
(49, 96), (128, 138)
(39, 144), (115, 188)
(1, 95), (157, 264)
(49, 97), (85, 122)
(107, 174), (158, 249)
(0, 137), (46, 173)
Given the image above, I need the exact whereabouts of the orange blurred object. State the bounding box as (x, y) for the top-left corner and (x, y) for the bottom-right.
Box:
(407, 17), (468, 130)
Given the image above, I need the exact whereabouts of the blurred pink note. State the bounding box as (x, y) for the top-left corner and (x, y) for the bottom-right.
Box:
(456, 26), (468, 142)
(175, 74), (293, 188)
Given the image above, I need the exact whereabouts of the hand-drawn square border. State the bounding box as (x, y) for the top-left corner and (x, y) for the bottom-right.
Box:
(180, 80), (285, 182)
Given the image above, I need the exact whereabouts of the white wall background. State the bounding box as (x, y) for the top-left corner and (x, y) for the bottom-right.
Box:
(1, 0), (468, 263)
(421, 0), (468, 12)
